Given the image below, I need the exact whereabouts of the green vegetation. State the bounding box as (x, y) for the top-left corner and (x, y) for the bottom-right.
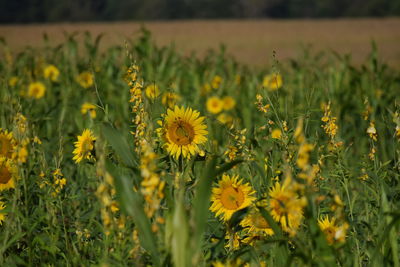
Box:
(0, 30), (399, 266)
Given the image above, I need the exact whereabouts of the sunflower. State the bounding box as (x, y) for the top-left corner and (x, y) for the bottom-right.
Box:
(43, 64), (60, 82)
(206, 96), (224, 114)
(268, 179), (306, 235)
(318, 215), (349, 244)
(81, 102), (97, 119)
(159, 106), (208, 159)
(0, 129), (15, 159)
(161, 92), (181, 109)
(263, 73), (283, 91)
(222, 96), (236, 111)
(210, 174), (256, 221)
(241, 206), (274, 237)
(77, 71), (94, 88)
(8, 76), (18, 87)
(28, 82), (46, 99)
(0, 201), (6, 225)
(145, 84), (160, 99)
(0, 157), (17, 191)
(72, 129), (96, 163)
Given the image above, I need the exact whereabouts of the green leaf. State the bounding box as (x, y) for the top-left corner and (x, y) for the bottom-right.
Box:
(101, 123), (137, 168)
(106, 160), (160, 266)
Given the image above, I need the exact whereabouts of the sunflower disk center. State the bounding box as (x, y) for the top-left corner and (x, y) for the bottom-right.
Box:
(0, 165), (11, 184)
(169, 121), (195, 145)
(220, 187), (245, 210)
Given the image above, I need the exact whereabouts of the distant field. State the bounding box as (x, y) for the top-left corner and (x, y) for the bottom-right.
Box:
(1, 18), (400, 67)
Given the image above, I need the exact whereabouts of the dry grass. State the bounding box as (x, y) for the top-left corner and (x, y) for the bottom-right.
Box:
(1, 18), (400, 67)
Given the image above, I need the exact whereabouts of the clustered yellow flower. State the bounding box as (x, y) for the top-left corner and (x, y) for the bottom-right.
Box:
(126, 65), (148, 150)
(51, 168), (67, 197)
(139, 140), (165, 231)
(255, 94), (270, 113)
(224, 128), (250, 161)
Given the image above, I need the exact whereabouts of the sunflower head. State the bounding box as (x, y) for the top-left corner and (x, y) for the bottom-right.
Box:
(268, 179), (306, 235)
(0, 157), (17, 191)
(77, 71), (94, 88)
(318, 215), (349, 244)
(145, 84), (160, 99)
(206, 96), (224, 114)
(0, 129), (15, 159)
(240, 206), (274, 237)
(160, 106), (208, 159)
(28, 82), (46, 99)
(263, 73), (283, 91)
(72, 129), (96, 164)
(44, 64), (60, 82)
(222, 96), (236, 111)
(210, 174), (256, 221)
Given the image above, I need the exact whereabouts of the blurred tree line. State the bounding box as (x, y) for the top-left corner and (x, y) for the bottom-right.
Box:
(1, 0), (400, 23)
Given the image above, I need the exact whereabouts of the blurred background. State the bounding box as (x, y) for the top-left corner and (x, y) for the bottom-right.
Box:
(1, 0), (400, 22)
(0, 0), (399, 67)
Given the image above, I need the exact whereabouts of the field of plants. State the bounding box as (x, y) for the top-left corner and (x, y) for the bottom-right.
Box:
(0, 29), (399, 266)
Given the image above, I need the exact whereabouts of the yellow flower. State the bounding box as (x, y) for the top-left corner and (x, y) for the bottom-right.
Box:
(297, 143), (314, 170)
(241, 206), (274, 237)
(0, 157), (17, 191)
(145, 84), (160, 99)
(43, 64), (60, 82)
(206, 96), (224, 114)
(161, 92), (181, 109)
(159, 106), (208, 159)
(318, 216), (349, 244)
(271, 128), (282, 139)
(217, 113), (233, 126)
(367, 122), (377, 141)
(0, 129), (15, 159)
(8, 76), (18, 87)
(210, 174), (256, 221)
(269, 179), (306, 235)
(81, 102), (97, 119)
(263, 73), (283, 91)
(28, 82), (46, 99)
(211, 75), (222, 89)
(0, 201), (6, 225)
(77, 71), (94, 88)
(72, 129), (96, 163)
(222, 96), (236, 110)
